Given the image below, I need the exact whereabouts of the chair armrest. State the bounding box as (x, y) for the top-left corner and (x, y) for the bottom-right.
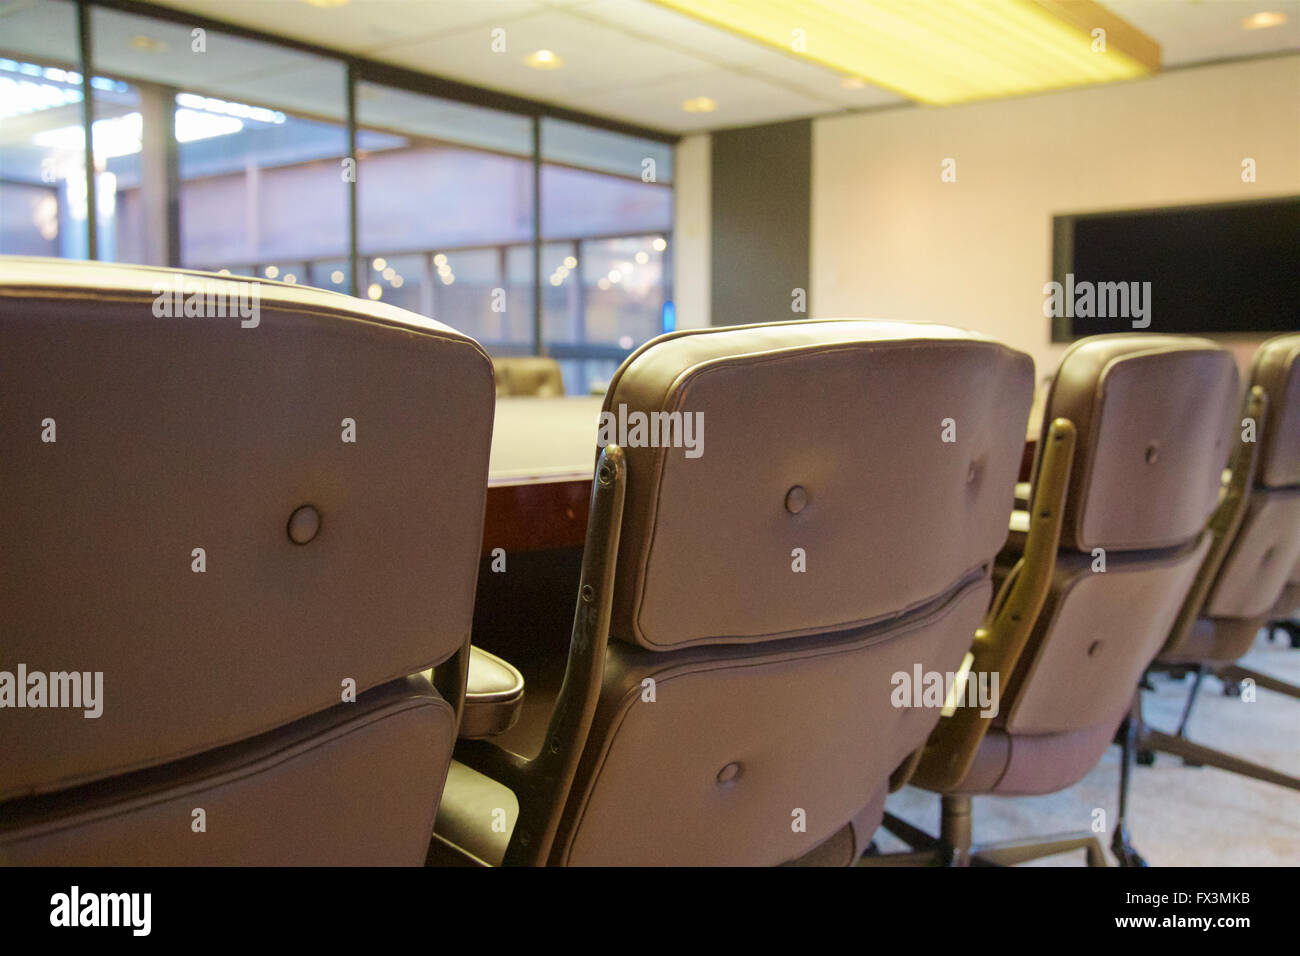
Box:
(459, 646), (525, 740)
(915, 417), (1077, 792)
(1013, 481), (1031, 511)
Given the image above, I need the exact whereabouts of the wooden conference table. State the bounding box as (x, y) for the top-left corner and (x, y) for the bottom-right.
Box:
(482, 396), (605, 555)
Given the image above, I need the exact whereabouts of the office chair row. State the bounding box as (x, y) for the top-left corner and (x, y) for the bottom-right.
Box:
(0, 257), (1295, 866)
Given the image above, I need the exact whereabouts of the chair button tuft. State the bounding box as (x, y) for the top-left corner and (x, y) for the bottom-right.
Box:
(785, 485), (808, 514)
(287, 505), (321, 545)
(717, 761), (743, 784)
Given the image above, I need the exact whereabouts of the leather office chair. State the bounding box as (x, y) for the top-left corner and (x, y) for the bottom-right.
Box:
(493, 356), (565, 397)
(432, 318), (1034, 866)
(880, 335), (1239, 867)
(1139, 333), (1300, 790)
(0, 258), (494, 864)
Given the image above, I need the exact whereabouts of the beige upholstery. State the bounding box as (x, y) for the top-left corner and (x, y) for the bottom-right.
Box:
(1033, 335), (1236, 552)
(493, 356), (565, 397)
(0, 257), (494, 864)
(1160, 333), (1300, 665)
(439, 318), (1035, 865)
(604, 321), (1031, 651)
(1271, 554), (1300, 622)
(1204, 490), (1300, 620)
(1002, 542), (1208, 737)
(0, 677), (452, 866)
(1252, 335), (1300, 489)
(916, 334), (1238, 796)
(557, 575), (993, 865)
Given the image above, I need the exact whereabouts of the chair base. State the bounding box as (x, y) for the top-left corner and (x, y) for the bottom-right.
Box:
(1136, 668), (1300, 790)
(1139, 727), (1300, 790)
(857, 798), (1110, 867)
(1214, 663), (1300, 700)
(1110, 825), (1148, 867)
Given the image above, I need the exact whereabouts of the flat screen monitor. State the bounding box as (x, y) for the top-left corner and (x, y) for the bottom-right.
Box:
(1049, 196), (1299, 341)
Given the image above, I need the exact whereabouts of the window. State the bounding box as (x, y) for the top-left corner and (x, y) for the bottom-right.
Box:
(541, 119), (673, 393)
(356, 82), (534, 346)
(0, 0), (676, 384)
(0, 0), (87, 259)
(87, 7), (349, 280)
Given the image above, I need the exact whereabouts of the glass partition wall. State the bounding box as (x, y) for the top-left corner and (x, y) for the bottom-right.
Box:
(0, 0), (676, 383)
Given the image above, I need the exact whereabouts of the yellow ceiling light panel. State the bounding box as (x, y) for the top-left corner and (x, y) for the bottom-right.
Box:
(649, 0), (1160, 105)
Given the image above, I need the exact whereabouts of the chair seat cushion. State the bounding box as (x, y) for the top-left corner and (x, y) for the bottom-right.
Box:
(917, 719), (1117, 797)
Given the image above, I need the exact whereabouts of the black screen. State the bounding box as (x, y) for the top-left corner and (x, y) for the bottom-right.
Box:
(1052, 197), (1300, 339)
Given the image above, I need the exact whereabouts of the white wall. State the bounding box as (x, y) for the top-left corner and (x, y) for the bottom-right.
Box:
(672, 132), (711, 330)
(811, 55), (1300, 376)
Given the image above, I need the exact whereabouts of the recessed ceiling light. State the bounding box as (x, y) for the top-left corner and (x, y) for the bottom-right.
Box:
(840, 76), (867, 89)
(129, 35), (166, 52)
(301, 0), (352, 8)
(525, 49), (563, 69)
(682, 96), (716, 113)
(1242, 11), (1288, 29)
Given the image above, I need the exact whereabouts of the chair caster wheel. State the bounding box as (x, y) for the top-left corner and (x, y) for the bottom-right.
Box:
(1111, 829), (1148, 867)
(863, 840), (880, 857)
(1269, 621), (1300, 647)
(1115, 845), (1149, 867)
(1136, 749), (1156, 766)
(1221, 681), (1241, 697)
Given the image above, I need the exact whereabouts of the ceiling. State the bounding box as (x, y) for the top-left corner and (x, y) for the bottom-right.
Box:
(28, 0), (1300, 134)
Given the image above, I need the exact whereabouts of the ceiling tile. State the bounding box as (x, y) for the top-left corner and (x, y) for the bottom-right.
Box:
(151, 0), (544, 56)
(378, 9), (718, 93)
(562, 67), (842, 131)
(131, 0), (1300, 133)
(576, 0), (902, 107)
(1106, 0), (1300, 67)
